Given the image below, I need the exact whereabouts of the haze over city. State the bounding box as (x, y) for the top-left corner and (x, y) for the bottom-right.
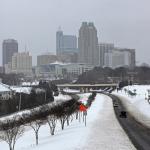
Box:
(0, 0), (150, 65)
(1, 1), (150, 150)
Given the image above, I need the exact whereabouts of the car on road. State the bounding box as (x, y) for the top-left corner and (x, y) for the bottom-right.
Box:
(119, 111), (127, 118)
(113, 103), (119, 107)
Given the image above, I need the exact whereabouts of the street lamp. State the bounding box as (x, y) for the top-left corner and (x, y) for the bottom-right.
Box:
(18, 88), (22, 111)
(44, 90), (46, 102)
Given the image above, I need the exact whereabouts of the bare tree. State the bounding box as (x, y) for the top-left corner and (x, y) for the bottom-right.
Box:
(0, 118), (24, 150)
(47, 115), (57, 135)
(28, 120), (43, 145)
(66, 114), (74, 126)
(59, 115), (67, 130)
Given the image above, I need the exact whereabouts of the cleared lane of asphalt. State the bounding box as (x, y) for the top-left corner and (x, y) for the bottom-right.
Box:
(106, 93), (150, 150)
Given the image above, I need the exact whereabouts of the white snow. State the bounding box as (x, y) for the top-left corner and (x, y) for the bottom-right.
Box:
(54, 94), (72, 101)
(0, 94), (135, 150)
(113, 85), (150, 128)
(63, 88), (80, 93)
(0, 83), (12, 92)
(22, 81), (39, 86)
(11, 86), (32, 94)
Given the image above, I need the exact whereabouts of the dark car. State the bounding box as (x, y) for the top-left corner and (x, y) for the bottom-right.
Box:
(113, 103), (119, 107)
(119, 111), (127, 118)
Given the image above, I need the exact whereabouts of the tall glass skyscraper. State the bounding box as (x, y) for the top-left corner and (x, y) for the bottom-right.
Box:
(56, 29), (78, 56)
(2, 39), (18, 67)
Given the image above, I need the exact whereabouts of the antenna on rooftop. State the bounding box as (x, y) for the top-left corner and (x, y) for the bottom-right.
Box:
(58, 26), (62, 31)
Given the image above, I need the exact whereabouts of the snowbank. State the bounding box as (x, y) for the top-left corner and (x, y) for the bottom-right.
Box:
(113, 85), (150, 128)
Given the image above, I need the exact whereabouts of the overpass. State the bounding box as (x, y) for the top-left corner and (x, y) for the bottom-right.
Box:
(57, 83), (118, 92)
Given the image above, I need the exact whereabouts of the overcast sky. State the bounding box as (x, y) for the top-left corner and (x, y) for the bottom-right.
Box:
(0, 0), (150, 65)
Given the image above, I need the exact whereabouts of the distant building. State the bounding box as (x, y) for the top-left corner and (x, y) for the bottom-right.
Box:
(2, 39), (18, 69)
(115, 48), (135, 69)
(78, 22), (99, 66)
(37, 53), (57, 66)
(5, 52), (32, 75)
(57, 51), (78, 63)
(0, 66), (3, 74)
(35, 62), (94, 79)
(99, 43), (114, 67)
(62, 63), (94, 79)
(56, 29), (78, 55)
(4, 62), (12, 74)
(104, 48), (136, 69)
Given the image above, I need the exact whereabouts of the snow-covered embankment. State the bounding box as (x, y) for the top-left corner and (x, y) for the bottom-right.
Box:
(113, 85), (150, 128)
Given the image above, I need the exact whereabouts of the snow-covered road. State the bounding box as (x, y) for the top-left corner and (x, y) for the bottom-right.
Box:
(0, 94), (136, 150)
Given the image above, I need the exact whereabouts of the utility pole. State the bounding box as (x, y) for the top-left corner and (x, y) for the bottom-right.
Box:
(45, 90), (46, 102)
(18, 88), (22, 111)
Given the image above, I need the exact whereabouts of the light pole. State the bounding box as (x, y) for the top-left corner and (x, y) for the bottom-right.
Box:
(44, 90), (46, 102)
(18, 88), (22, 111)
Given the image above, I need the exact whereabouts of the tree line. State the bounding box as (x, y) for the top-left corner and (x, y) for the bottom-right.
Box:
(76, 66), (150, 84)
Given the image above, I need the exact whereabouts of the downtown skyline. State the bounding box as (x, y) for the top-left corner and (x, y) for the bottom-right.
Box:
(0, 0), (150, 65)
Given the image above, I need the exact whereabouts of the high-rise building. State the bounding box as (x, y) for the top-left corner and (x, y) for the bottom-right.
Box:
(56, 29), (78, 56)
(56, 29), (63, 55)
(78, 22), (99, 66)
(2, 39), (18, 68)
(5, 52), (32, 75)
(104, 48), (136, 69)
(99, 43), (114, 67)
(37, 53), (57, 66)
(122, 48), (135, 69)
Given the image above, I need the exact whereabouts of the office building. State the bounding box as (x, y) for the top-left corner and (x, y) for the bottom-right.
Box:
(57, 51), (78, 63)
(78, 22), (99, 66)
(56, 29), (78, 56)
(104, 48), (136, 69)
(35, 62), (94, 79)
(5, 52), (32, 75)
(2, 39), (18, 68)
(99, 43), (114, 67)
(37, 53), (57, 66)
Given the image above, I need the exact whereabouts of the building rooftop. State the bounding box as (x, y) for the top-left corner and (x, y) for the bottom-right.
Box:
(0, 83), (12, 92)
(3, 39), (18, 43)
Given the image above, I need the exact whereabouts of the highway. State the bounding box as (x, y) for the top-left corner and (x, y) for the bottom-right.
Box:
(59, 90), (150, 149)
(107, 93), (150, 150)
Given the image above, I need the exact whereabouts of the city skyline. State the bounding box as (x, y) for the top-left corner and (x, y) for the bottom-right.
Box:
(0, 0), (150, 65)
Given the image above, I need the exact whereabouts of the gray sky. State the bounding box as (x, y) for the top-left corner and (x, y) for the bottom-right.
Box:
(0, 0), (150, 65)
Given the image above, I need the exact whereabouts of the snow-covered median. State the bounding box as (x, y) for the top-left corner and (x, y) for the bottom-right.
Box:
(113, 85), (150, 128)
